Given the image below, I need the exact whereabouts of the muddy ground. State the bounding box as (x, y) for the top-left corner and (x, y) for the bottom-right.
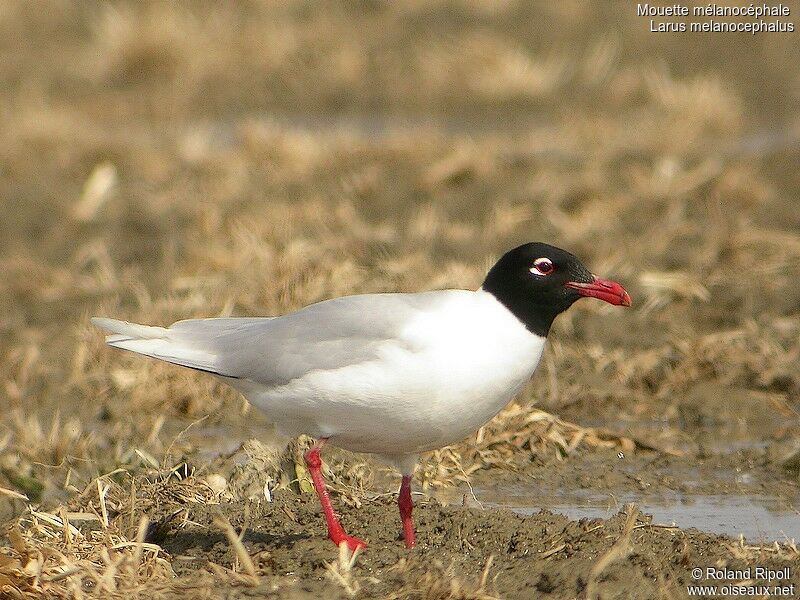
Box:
(143, 490), (798, 599)
(58, 437), (800, 599)
(1, 2), (800, 599)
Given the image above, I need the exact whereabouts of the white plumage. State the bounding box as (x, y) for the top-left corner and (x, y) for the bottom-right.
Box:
(93, 241), (631, 551)
(93, 289), (545, 464)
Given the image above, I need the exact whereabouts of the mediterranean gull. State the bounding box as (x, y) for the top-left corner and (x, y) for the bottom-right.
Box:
(92, 242), (631, 551)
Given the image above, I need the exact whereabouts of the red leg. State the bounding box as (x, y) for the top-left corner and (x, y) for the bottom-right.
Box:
(398, 474), (416, 548)
(304, 439), (367, 552)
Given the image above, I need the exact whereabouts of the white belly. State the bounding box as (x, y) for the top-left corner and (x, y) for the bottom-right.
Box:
(236, 290), (546, 455)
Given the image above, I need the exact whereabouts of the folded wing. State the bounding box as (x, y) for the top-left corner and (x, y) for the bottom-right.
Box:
(93, 291), (455, 386)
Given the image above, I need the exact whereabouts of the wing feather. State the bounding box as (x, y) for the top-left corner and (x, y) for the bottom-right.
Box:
(94, 291), (462, 386)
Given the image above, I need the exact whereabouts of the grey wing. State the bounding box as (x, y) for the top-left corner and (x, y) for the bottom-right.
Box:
(168, 291), (454, 386)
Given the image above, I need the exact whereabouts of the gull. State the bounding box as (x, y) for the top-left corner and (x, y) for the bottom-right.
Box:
(93, 242), (631, 550)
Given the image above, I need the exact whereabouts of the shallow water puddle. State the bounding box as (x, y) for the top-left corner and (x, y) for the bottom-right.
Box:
(451, 485), (800, 544)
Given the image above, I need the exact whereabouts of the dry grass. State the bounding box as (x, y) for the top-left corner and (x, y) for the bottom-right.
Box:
(585, 504), (638, 600)
(383, 556), (499, 600)
(2, 474), (177, 599)
(1, 1), (799, 597)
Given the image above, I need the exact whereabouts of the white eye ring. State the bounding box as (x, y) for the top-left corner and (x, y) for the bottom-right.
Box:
(529, 257), (554, 276)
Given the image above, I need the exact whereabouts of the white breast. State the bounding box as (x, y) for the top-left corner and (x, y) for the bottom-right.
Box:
(241, 289), (546, 455)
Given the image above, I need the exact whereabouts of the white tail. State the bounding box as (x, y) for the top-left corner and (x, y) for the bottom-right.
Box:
(91, 317), (223, 375)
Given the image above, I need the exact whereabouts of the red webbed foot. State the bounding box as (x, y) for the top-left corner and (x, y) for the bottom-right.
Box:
(332, 532), (368, 552)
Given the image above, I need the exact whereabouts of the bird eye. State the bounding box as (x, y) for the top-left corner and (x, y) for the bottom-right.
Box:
(529, 258), (555, 276)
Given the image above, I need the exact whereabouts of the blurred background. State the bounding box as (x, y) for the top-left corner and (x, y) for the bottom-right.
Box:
(1, 0), (799, 542)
